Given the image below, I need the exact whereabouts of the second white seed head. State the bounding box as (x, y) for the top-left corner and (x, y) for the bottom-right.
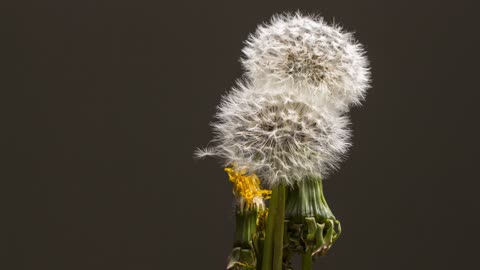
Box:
(242, 13), (370, 112)
(196, 82), (351, 187)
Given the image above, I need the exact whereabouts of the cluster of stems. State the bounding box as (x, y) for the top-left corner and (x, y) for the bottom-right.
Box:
(228, 177), (340, 270)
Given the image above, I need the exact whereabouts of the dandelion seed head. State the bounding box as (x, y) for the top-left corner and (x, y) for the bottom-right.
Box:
(242, 12), (370, 112)
(196, 82), (351, 187)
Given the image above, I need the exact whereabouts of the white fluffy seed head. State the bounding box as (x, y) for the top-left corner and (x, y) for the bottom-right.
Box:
(196, 82), (351, 187)
(242, 12), (370, 112)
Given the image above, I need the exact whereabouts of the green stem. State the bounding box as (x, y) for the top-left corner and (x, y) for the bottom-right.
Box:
(228, 209), (258, 270)
(261, 185), (278, 270)
(234, 209), (257, 248)
(256, 237), (264, 270)
(272, 182), (286, 270)
(301, 252), (313, 270)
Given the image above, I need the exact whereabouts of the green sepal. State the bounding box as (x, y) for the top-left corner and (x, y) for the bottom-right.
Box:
(284, 177), (342, 259)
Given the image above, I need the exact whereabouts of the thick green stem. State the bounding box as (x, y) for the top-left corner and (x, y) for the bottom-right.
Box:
(261, 185), (278, 270)
(301, 252), (313, 270)
(272, 182), (286, 270)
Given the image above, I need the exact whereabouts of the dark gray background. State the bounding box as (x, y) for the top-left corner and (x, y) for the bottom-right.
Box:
(2, 0), (479, 269)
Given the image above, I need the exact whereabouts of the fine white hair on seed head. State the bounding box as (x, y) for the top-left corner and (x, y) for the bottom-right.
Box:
(195, 81), (352, 187)
(241, 12), (371, 112)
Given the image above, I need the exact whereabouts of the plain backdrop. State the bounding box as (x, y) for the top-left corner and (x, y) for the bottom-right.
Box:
(2, 0), (479, 269)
